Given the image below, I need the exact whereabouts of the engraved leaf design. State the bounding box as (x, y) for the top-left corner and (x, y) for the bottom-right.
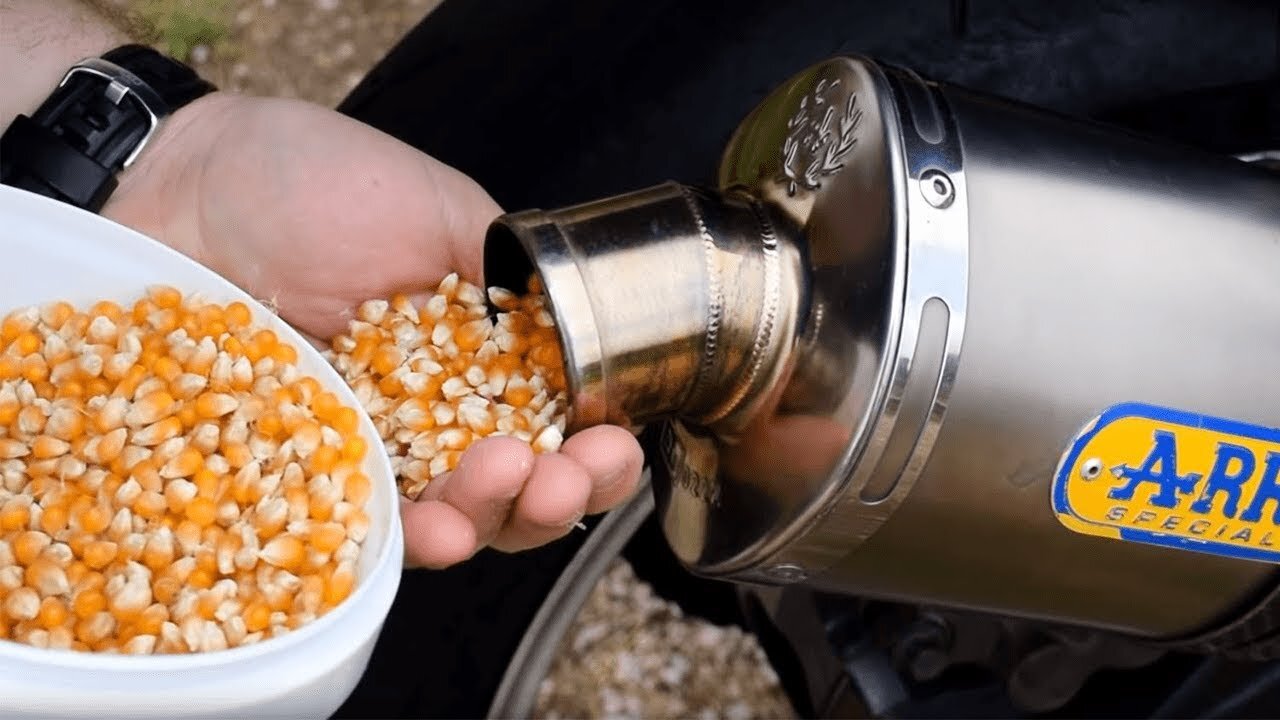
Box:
(822, 94), (863, 173)
(778, 78), (861, 195)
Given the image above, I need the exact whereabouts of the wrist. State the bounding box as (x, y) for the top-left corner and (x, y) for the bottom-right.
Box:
(102, 90), (241, 264)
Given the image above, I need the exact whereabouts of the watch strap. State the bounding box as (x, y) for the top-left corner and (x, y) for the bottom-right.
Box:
(0, 45), (216, 212)
(102, 44), (218, 113)
(1, 115), (120, 210)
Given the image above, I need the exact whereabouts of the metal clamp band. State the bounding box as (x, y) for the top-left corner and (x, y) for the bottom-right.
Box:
(845, 66), (970, 515)
(746, 61), (971, 581)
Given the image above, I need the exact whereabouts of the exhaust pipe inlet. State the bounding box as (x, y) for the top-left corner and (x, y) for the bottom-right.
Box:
(483, 181), (806, 436)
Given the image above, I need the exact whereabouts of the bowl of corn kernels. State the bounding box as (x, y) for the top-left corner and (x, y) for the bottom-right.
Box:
(0, 184), (405, 719)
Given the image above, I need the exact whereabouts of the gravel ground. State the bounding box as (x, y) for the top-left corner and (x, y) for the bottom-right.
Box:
(188, 0), (441, 108)
(107, 1), (797, 717)
(536, 560), (796, 720)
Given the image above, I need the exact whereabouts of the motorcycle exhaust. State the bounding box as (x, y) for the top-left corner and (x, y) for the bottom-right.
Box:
(482, 56), (1280, 655)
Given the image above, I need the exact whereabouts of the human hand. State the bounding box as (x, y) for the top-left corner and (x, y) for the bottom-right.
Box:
(100, 91), (645, 568)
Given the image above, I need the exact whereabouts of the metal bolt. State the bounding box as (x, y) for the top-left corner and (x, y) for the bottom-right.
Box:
(920, 169), (955, 209)
(765, 563), (807, 582)
(1080, 458), (1103, 480)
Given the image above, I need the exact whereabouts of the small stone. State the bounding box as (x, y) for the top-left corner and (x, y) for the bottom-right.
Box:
(613, 651), (641, 684)
(572, 621), (608, 653)
(695, 624), (724, 647)
(600, 687), (623, 715)
(658, 654), (690, 687)
(190, 44), (210, 64)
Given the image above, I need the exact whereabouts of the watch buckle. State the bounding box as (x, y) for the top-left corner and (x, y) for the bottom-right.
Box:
(58, 58), (171, 168)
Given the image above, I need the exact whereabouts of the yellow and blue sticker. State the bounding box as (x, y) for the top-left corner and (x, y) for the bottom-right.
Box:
(1052, 402), (1280, 563)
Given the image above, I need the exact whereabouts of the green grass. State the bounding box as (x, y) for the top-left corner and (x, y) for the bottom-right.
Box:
(129, 0), (233, 62)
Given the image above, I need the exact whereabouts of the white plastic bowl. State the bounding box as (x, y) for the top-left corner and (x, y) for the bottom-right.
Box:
(0, 185), (403, 719)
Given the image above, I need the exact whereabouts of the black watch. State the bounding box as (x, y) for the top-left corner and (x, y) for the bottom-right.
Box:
(0, 44), (217, 213)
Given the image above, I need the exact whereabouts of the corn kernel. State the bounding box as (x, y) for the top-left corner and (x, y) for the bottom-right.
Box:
(327, 271), (568, 489)
(0, 288), (375, 654)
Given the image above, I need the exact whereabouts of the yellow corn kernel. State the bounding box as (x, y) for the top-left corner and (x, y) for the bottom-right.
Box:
(12, 330), (41, 356)
(1, 287), (376, 655)
(151, 356), (182, 383)
(304, 522), (344, 555)
(77, 503), (112, 535)
(330, 407), (359, 435)
(0, 397), (19, 427)
(145, 285), (183, 310)
(4, 587), (40, 622)
(13, 530), (51, 565)
(20, 355), (49, 384)
(24, 558), (70, 596)
(342, 472), (372, 508)
(305, 444), (341, 476)
(82, 540), (118, 570)
(71, 588), (106, 620)
(133, 490), (167, 521)
(45, 404), (86, 441)
(259, 534), (305, 572)
(75, 611), (116, 645)
(291, 420), (322, 458)
(194, 392), (238, 419)
(159, 446), (204, 479)
(1, 308), (37, 341)
(323, 560), (357, 606)
(38, 503), (69, 535)
(127, 390), (177, 427)
(132, 416), (183, 446)
(30, 435), (70, 459)
(184, 496), (218, 527)
(37, 596), (69, 630)
(1, 498), (32, 531)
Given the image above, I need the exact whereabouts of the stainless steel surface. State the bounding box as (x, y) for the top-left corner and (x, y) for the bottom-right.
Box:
(810, 76), (1280, 639)
(485, 182), (805, 436)
(483, 55), (1280, 641)
(663, 57), (973, 585)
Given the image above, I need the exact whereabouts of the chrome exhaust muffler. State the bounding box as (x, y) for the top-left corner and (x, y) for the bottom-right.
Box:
(482, 56), (1280, 652)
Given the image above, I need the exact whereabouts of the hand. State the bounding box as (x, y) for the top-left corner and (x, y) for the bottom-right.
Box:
(101, 91), (645, 569)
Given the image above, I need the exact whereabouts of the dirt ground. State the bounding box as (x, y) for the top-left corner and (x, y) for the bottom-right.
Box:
(104, 1), (797, 718)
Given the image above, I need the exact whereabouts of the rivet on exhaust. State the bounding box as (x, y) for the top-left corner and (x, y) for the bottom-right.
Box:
(919, 169), (955, 209)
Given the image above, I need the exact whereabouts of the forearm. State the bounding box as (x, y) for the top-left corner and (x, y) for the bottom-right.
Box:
(0, 0), (135, 129)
